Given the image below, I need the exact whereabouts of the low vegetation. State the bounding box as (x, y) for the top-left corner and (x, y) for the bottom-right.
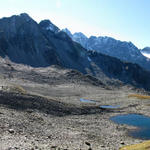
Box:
(11, 85), (27, 94)
(120, 140), (150, 150)
(128, 94), (150, 100)
(2, 85), (27, 94)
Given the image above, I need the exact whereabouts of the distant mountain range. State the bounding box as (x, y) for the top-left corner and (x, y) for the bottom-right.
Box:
(0, 13), (150, 90)
(63, 28), (150, 71)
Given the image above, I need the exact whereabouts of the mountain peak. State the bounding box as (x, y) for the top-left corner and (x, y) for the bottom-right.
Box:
(62, 28), (73, 38)
(71, 32), (88, 48)
(20, 13), (31, 19)
(17, 13), (34, 23)
(0, 13), (33, 22)
(39, 19), (60, 33)
(73, 32), (88, 39)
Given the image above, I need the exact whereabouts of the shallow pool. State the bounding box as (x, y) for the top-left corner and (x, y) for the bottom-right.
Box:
(110, 114), (150, 140)
(80, 98), (95, 103)
(100, 105), (120, 109)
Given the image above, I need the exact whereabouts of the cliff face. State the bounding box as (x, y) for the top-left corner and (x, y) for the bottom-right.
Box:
(0, 13), (91, 73)
(88, 50), (150, 90)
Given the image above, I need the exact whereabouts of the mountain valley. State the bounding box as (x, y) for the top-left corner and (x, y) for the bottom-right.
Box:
(0, 13), (150, 150)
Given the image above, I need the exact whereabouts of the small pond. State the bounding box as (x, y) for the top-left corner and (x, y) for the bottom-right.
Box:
(80, 98), (95, 103)
(110, 114), (150, 140)
(100, 105), (120, 109)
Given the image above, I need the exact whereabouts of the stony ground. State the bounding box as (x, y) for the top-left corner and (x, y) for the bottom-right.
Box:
(0, 60), (150, 150)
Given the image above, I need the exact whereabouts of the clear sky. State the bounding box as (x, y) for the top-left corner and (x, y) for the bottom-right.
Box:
(0, 0), (149, 49)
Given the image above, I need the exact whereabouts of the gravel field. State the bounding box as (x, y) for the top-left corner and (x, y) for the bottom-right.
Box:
(0, 62), (150, 150)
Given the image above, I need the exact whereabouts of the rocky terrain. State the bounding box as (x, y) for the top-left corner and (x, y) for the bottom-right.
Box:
(0, 13), (150, 150)
(0, 58), (150, 150)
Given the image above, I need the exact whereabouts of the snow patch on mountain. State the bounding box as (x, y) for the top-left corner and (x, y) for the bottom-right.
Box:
(141, 47), (150, 59)
(141, 53), (150, 59)
(87, 56), (92, 62)
(72, 32), (88, 48)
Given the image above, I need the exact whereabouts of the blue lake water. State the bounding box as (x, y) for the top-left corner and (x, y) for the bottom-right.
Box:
(80, 98), (95, 103)
(110, 114), (150, 140)
(100, 105), (120, 109)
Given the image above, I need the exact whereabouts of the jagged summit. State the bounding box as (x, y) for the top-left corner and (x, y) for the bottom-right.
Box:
(62, 28), (73, 38)
(73, 32), (88, 48)
(62, 29), (88, 48)
(39, 19), (60, 33)
(1, 13), (33, 22)
(19, 13), (32, 20)
(73, 32), (87, 38)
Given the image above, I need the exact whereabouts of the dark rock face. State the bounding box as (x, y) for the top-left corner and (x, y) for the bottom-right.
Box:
(39, 21), (91, 73)
(39, 20), (60, 33)
(0, 13), (56, 67)
(88, 50), (150, 90)
(0, 13), (91, 73)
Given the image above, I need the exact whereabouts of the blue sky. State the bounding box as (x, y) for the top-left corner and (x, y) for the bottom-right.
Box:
(0, 0), (149, 48)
